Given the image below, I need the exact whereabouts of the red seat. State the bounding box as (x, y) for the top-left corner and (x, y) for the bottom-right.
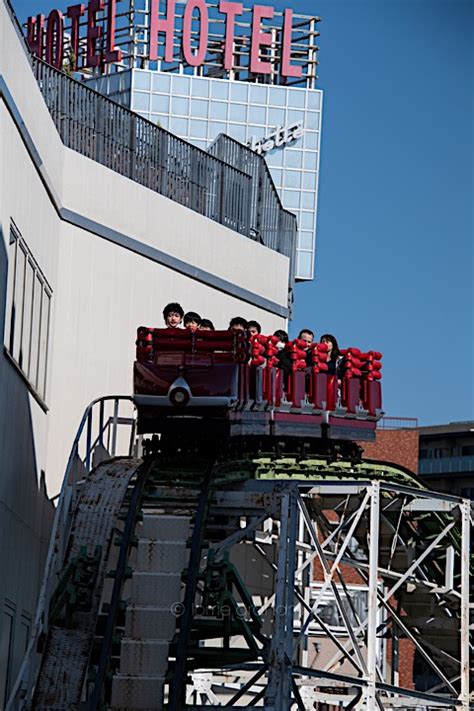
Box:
(365, 381), (382, 416)
(343, 376), (361, 414)
(325, 375), (338, 411)
(135, 328), (383, 419)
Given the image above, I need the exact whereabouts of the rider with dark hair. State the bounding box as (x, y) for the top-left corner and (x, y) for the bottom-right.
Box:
(298, 328), (315, 367)
(320, 333), (345, 377)
(228, 316), (248, 332)
(247, 320), (261, 336)
(184, 312), (201, 333)
(273, 329), (289, 345)
(163, 302), (184, 328)
(199, 318), (215, 331)
(274, 329), (292, 379)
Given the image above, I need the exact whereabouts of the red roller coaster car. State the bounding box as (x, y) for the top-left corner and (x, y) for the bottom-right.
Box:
(133, 327), (383, 444)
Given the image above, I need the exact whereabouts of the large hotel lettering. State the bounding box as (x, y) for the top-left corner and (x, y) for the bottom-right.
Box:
(27, 0), (322, 280)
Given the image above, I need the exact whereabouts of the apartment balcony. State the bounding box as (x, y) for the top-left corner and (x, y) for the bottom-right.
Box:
(419, 455), (474, 476)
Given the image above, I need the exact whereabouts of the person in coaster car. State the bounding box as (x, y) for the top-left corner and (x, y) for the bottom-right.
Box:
(229, 316), (248, 332)
(320, 333), (345, 379)
(273, 329), (292, 380)
(247, 320), (261, 337)
(199, 318), (215, 331)
(298, 328), (315, 367)
(184, 311), (201, 333)
(163, 302), (184, 328)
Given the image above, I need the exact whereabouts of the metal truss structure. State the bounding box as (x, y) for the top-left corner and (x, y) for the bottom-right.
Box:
(6, 397), (472, 710)
(175, 476), (472, 710)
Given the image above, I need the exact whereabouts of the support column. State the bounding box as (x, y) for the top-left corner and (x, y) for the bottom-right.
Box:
(365, 481), (380, 709)
(283, 488), (298, 702)
(264, 487), (298, 711)
(460, 499), (471, 710)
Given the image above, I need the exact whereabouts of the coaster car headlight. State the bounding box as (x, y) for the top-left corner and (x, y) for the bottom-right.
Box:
(168, 377), (192, 407)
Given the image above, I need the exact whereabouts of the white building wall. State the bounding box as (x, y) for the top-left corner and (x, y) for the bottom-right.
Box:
(61, 147), (289, 307)
(0, 97), (57, 707)
(0, 0), (290, 700)
(47, 220), (287, 495)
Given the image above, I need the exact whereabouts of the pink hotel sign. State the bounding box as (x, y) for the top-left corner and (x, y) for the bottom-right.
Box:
(27, 0), (303, 77)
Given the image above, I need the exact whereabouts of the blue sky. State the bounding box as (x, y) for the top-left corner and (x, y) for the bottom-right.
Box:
(12, 0), (473, 425)
(278, 0), (473, 425)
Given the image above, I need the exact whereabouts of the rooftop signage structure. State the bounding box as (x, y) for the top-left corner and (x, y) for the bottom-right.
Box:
(248, 121), (304, 154)
(26, 0), (320, 86)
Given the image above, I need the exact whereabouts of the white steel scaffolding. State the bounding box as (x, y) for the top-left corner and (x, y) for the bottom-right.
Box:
(183, 477), (472, 710)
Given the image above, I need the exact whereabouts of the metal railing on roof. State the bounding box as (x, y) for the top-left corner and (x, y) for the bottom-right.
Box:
(30, 56), (297, 275)
(5, 0), (296, 290)
(207, 134), (298, 286)
(32, 57), (252, 237)
(378, 416), (419, 430)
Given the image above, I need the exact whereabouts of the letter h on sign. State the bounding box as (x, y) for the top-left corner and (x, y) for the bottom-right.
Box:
(27, 14), (45, 57)
(149, 0), (176, 62)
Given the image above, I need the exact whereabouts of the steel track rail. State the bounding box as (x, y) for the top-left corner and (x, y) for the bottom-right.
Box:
(168, 460), (216, 711)
(88, 458), (153, 710)
(31, 458), (143, 709)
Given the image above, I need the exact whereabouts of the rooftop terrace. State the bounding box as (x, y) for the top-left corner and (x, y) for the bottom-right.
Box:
(31, 56), (297, 292)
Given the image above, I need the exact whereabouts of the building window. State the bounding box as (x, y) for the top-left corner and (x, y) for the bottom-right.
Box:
(19, 613), (31, 655)
(0, 601), (15, 707)
(152, 73), (171, 93)
(151, 94), (170, 113)
(210, 80), (229, 100)
(209, 101), (228, 121)
(172, 75), (190, 96)
(4, 224), (52, 404)
(307, 91), (322, 110)
(133, 71), (151, 91)
(132, 91), (150, 112)
(229, 103), (248, 123)
(433, 447), (451, 458)
(190, 77), (209, 98)
(171, 96), (190, 116)
(300, 584), (370, 633)
(190, 98), (208, 119)
(297, 251), (313, 279)
(189, 119), (207, 138)
(230, 82), (248, 102)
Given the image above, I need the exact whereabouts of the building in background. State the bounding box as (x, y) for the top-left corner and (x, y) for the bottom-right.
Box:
(358, 417), (474, 500)
(25, 0), (323, 280)
(358, 416), (420, 473)
(418, 421), (474, 498)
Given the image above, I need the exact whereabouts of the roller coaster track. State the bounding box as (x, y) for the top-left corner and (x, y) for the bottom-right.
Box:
(6, 397), (473, 711)
(31, 457), (144, 709)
